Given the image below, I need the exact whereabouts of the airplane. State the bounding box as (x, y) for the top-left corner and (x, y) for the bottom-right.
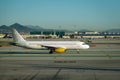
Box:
(11, 29), (89, 54)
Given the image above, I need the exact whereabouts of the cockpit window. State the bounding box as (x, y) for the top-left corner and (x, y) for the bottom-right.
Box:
(82, 43), (86, 45)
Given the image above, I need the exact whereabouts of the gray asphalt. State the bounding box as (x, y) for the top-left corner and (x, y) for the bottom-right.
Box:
(0, 40), (120, 80)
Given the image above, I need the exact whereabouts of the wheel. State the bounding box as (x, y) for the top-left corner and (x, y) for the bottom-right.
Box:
(49, 49), (54, 54)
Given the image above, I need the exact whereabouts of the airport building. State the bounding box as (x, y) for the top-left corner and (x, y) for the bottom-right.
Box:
(76, 31), (120, 39)
(30, 31), (65, 38)
(1, 29), (120, 39)
(13, 31), (120, 39)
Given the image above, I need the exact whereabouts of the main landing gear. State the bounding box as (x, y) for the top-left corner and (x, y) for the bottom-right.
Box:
(49, 49), (54, 54)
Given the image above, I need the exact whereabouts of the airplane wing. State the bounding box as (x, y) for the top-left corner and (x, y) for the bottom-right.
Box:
(41, 45), (66, 49)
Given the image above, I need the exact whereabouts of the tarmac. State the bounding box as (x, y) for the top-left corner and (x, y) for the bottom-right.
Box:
(0, 39), (120, 80)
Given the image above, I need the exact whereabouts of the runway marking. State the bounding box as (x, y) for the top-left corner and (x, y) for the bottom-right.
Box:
(54, 60), (76, 63)
(0, 54), (120, 57)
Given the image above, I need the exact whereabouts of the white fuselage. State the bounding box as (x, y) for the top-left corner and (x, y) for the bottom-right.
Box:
(17, 41), (89, 50)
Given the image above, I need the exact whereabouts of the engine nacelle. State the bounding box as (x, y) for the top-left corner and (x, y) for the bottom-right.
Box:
(55, 48), (65, 53)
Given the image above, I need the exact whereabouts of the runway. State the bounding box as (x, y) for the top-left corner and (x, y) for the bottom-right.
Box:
(0, 41), (120, 80)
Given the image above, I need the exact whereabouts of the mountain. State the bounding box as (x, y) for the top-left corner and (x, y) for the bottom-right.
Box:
(0, 23), (44, 33)
(0, 25), (9, 29)
(9, 23), (33, 32)
(0, 25), (11, 33)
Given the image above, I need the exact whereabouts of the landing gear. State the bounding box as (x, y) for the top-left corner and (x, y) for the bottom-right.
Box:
(77, 49), (80, 54)
(49, 49), (54, 54)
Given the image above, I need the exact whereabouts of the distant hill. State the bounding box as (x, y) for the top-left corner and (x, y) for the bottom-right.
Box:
(9, 23), (33, 32)
(0, 25), (10, 30)
(26, 25), (43, 30)
(78, 29), (92, 32)
(105, 29), (120, 33)
(1, 23), (119, 33)
(0, 23), (71, 33)
(0, 25), (11, 33)
(0, 25), (8, 29)
(0, 23), (44, 33)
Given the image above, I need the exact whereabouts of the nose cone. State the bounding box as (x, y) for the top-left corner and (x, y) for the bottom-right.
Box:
(86, 45), (90, 49)
(84, 45), (90, 49)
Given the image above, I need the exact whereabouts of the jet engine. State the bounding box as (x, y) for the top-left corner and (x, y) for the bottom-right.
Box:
(55, 48), (65, 53)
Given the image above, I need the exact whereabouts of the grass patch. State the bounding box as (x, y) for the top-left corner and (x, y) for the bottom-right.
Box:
(0, 41), (12, 47)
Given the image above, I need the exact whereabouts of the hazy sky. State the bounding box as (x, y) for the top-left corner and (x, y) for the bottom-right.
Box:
(0, 0), (120, 31)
